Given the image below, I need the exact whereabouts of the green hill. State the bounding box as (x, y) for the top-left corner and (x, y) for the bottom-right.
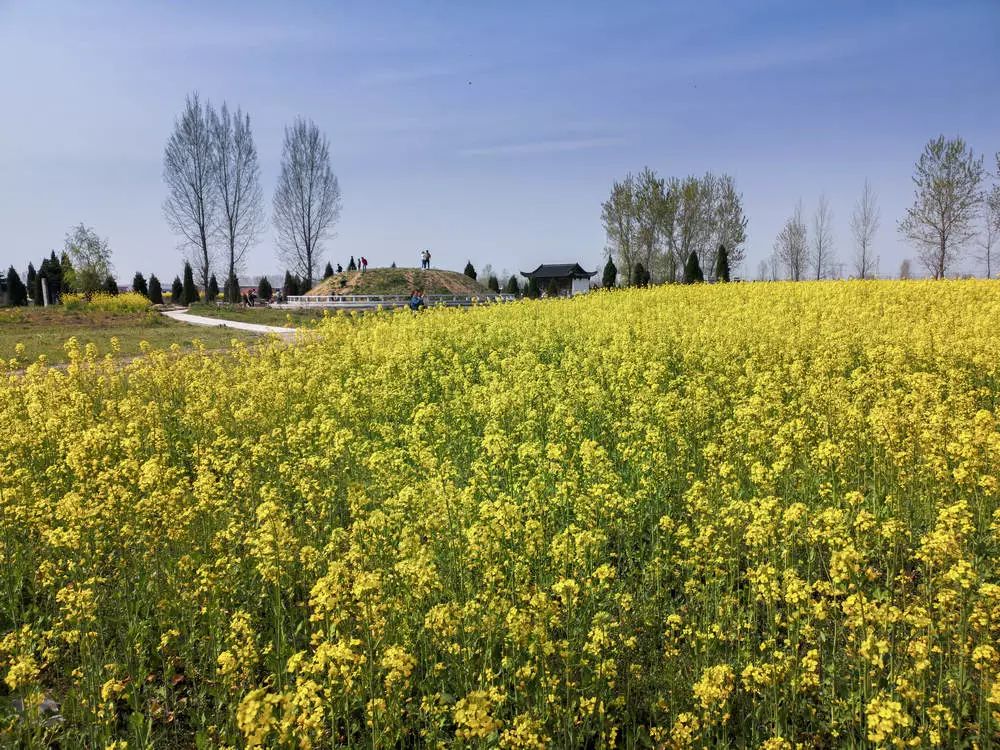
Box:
(306, 267), (493, 296)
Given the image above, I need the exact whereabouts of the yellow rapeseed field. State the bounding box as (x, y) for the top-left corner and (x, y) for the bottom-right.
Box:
(2, 280), (999, 748)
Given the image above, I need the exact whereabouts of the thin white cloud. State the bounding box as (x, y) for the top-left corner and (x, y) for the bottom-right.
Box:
(461, 136), (624, 157)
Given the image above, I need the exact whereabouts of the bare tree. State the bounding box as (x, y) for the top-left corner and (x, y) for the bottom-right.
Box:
(712, 174), (748, 275)
(979, 199), (999, 279)
(756, 258), (769, 281)
(898, 135), (984, 279)
(211, 103), (264, 301)
(775, 201), (808, 280)
(899, 259), (912, 280)
(850, 179), (880, 279)
(273, 118), (342, 290)
(602, 173), (640, 285)
(811, 194), (835, 280)
(163, 93), (218, 296)
(634, 167), (671, 282)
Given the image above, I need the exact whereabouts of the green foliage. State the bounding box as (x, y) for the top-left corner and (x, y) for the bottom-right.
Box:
(526, 276), (540, 299)
(323, 262), (334, 279)
(505, 275), (521, 296)
(60, 252), (76, 294)
(683, 252), (704, 284)
(224, 273), (240, 304)
(715, 244), (730, 282)
(464, 261), (477, 280)
(5, 266), (28, 306)
(487, 275), (500, 292)
(182, 262), (199, 304)
(103, 275), (119, 295)
(170, 276), (183, 303)
(207, 274), (219, 302)
(603, 257), (618, 288)
(258, 276), (273, 301)
(26, 263), (37, 302)
(348, 256), (357, 272)
(632, 262), (650, 287)
(64, 223), (113, 295)
(148, 275), (164, 305)
(545, 279), (560, 298)
(283, 270), (299, 297)
(132, 272), (149, 298)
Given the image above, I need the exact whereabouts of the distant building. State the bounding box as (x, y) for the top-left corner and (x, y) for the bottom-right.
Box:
(520, 263), (596, 296)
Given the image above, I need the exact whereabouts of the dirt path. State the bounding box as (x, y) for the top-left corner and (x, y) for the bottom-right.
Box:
(162, 309), (297, 337)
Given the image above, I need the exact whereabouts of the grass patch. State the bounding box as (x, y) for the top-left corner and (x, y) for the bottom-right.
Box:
(0, 306), (262, 366)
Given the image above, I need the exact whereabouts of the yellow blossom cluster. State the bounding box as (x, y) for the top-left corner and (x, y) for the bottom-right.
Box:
(1, 280), (999, 746)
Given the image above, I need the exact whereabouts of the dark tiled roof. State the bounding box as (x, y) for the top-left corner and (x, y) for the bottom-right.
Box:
(520, 263), (596, 279)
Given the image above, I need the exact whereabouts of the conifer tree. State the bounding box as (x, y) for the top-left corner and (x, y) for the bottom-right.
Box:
(132, 272), (149, 297)
(632, 262), (647, 287)
(148, 275), (164, 304)
(526, 276), (540, 299)
(505, 275), (520, 296)
(5, 267), (27, 306)
(170, 276), (183, 303)
(602, 257), (617, 288)
(464, 261), (477, 280)
(714, 244), (730, 282)
(545, 279), (560, 297)
(323, 262), (334, 279)
(348, 256), (356, 271)
(60, 253), (76, 293)
(683, 251), (704, 284)
(487, 275), (500, 292)
(25, 263), (37, 303)
(206, 274), (219, 302)
(182, 261), (199, 304)
(103, 275), (119, 295)
(258, 276), (273, 300)
(283, 270), (298, 297)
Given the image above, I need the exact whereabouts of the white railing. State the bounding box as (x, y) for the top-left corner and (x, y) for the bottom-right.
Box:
(277, 293), (513, 309)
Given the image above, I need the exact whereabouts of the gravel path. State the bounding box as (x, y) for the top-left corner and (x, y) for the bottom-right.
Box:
(162, 309), (297, 336)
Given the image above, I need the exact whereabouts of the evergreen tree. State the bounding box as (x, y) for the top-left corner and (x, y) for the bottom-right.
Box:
(602, 257), (618, 288)
(206, 274), (219, 302)
(103, 275), (119, 295)
(323, 262), (334, 279)
(258, 276), (273, 300)
(525, 276), (540, 299)
(25, 263), (37, 303)
(132, 272), (149, 297)
(283, 270), (298, 297)
(545, 279), (560, 298)
(170, 276), (183, 303)
(223, 273), (240, 304)
(683, 251), (704, 284)
(44, 252), (64, 302)
(390, 262), (396, 269)
(464, 261), (477, 280)
(487, 275), (500, 292)
(714, 244), (730, 282)
(60, 252), (76, 294)
(181, 262), (199, 304)
(5, 267), (27, 306)
(632, 262), (647, 287)
(148, 275), (164, 304)
(505, 275), (521, 296)
(347, 256), (356, 271)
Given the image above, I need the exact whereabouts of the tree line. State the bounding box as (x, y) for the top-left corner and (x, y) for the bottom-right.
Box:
(163, 92), (341, 299)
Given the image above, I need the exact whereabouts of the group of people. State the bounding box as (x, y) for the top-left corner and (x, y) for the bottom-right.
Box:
(420, 249), (432, 269)
(408, 289), (425, 311)
(241, 288), (258, 307)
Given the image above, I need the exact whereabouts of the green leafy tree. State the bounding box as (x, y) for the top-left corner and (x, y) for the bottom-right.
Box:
(104, 275), (119, 295)
(464, 261), (477, 280)
(60, 252), (76, 293)
(526, 276), (540, 299)
(714, 244), (730, 282)
(224, 273), (240, 304)
(505, 275), (520, 296)
(64, 223), (113, 295)
(206, 274), (219, 302)
(132, 272), (149, 297)
(258, 276), (273, 300)
(170, 276), (183, 303)
(182, 261), (199, 304)
(323, 262), (334, 279)
(683, 251), (704, 284)
(5, 267), (28, 306)
(148, 275), (164, 304)
(487, 275), (500, 292)
(602, 257), (617, 288)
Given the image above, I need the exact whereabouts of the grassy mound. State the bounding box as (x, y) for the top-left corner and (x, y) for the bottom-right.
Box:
(306, 267), (492, 296)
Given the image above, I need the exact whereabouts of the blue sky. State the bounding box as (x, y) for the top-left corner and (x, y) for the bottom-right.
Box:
(1, 0), (998, 283)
